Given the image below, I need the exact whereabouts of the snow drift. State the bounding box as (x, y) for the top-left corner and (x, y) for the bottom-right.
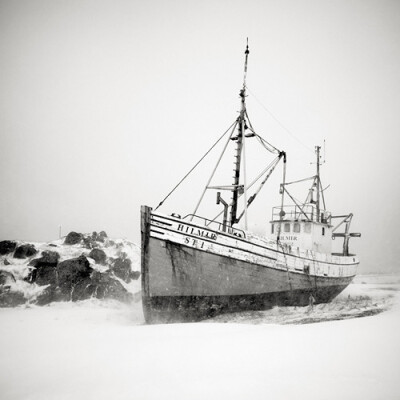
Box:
(0, 273), (399, 400)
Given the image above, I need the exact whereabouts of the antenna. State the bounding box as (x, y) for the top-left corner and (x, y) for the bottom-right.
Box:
(243, 38), (250, 88)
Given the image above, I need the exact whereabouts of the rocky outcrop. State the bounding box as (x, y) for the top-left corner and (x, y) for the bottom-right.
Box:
(13, 244), (38, 259)
(64, 232), (83, 245)
(0, 233), (140, 307)
(34, 256), (132, 305)
(0, 240), (17, 255)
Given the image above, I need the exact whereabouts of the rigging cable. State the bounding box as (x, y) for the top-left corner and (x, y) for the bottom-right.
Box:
(154, 119), (237, 211)
(284, 176), (315, 186)
(278, 243), (293, 294)
(245, 85), (315, 154)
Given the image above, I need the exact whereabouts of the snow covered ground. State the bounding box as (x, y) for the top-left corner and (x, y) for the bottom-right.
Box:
(0, 274), (399, 400)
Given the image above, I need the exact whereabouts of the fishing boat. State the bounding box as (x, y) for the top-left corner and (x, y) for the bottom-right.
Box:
(140, 43), (361, 323)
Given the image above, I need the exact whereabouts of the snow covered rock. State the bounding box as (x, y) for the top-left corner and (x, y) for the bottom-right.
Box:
(0, 289), (25, 307)
(34, 255), (93, 304)
(29, 250), (60, 267)
(0, 240), (17, 255)
(131, 270), (140, 280)
(82, 236), (95, 249)
(26, 252), (60, 286)
(0, 271), (25, 307)
(35, 287), (63, 305)
(88, 248), (107, 265)
(13, 244), (37, 259)
(0, 270), (16, 285)
(29, 264), (57, 286)
(110, 256), (132, 283)
(64, 231), (83, 245)
(57, 255), (93, 293)
(96, 231), (108, 243)
(87, 271), (132, 303)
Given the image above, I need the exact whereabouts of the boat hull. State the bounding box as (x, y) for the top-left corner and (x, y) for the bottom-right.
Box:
(141, 206), (357, 323)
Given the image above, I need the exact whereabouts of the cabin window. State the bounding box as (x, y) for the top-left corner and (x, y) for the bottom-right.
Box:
(284, 223), (290, 233)
(293, 223), (300, 233)
(322, 227), (325, 236)
(305, 223), (311, 233)
(271, 224), (274, 234)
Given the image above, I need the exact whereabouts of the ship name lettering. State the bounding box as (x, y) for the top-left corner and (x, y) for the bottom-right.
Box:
(277, 236), (298, 241)
(184, 237), (205, 248)
(177, 223), (217, 241)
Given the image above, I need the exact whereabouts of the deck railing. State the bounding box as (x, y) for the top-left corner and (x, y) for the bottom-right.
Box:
(272, 205), (331, 224)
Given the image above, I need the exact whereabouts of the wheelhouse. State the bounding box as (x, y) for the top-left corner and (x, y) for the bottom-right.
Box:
(270, 204), (333, 253)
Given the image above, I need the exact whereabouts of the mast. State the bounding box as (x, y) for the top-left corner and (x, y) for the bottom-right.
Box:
(276, 152), (287, 243)
(315, 145), (321, 222)
(230, 41), (249, 227)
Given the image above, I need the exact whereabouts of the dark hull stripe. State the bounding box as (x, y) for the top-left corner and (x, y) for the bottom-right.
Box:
(151, 217), (172, 226)
(150, 229), (165, 235)
(143, 284), (349, 323)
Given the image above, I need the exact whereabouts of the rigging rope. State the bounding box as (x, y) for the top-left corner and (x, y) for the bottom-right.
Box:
(283, 187), (310, 221)
(207, 155), (281, 225)
(244, 110), (280, 154)
(154, 120), (237, 211)
(236, 156), (281, 222)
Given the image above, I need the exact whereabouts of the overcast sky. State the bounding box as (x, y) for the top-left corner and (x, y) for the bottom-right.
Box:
(1, 0), (399, 273)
